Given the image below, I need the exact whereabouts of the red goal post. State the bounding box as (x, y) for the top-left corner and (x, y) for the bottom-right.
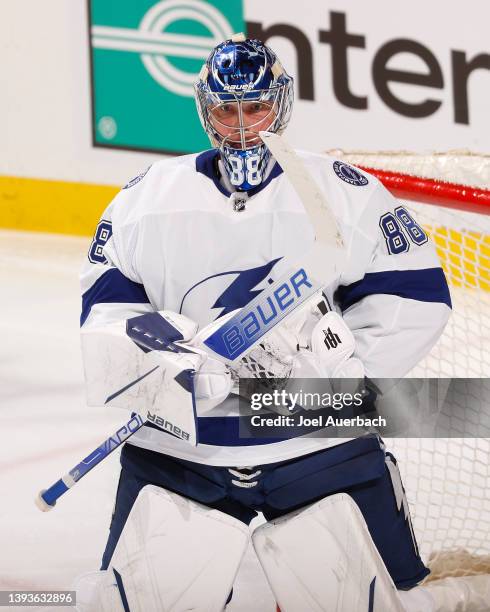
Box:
(358, 166), (490, 214)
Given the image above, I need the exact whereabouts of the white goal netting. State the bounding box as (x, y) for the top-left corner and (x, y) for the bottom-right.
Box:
(333, 151), (490, 584)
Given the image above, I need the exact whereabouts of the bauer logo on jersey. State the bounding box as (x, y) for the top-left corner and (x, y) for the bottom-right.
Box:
(123, 166), (151, 190)
(333, 161), (369, 187)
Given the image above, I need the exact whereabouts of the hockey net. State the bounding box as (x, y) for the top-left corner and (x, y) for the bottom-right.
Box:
(331, 150), (490, 589)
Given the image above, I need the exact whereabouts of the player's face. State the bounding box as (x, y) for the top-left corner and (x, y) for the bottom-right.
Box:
(209, 100), (276, 147)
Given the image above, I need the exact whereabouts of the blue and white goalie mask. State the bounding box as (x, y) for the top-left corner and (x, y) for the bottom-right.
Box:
(195, 34), (294, 191)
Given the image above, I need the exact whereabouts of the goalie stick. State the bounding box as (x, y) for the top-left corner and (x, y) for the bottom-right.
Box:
(36, 132), (346, 511)
(35, 413), (145, 511)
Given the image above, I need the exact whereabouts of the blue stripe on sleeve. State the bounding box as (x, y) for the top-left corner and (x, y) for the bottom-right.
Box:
(336, 268), (452, 312)
(81, 268), (151, 326)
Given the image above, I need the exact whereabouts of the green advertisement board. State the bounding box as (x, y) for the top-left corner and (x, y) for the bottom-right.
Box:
(88, 0), (245, 154)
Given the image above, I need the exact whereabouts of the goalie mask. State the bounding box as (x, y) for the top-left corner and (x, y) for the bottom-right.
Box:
(195, 34), (294, 191)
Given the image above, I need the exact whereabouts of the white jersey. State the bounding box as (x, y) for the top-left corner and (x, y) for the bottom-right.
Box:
(80, 148), (451, 465)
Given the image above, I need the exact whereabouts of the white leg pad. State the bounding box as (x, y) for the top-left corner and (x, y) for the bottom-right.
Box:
(73, 571), (123, 612)
(252, 493), (405, 612)
(76, 485), (250, 612)
(397, 585), (436, 612)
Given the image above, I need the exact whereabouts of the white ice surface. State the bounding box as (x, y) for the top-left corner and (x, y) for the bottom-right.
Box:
(0, 230), (276, 612)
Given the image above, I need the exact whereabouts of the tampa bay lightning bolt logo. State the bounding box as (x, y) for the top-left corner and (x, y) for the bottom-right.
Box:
(123, 166), (151, 189)
(333, 161), (368, 187)
(179, 258), (282, 320)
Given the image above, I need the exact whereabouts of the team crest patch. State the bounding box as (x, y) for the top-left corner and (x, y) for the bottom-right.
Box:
(333, 161), (369, 186)
(123, 166), (151, 189)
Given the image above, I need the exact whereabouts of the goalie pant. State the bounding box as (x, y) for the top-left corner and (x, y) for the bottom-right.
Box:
(101, 434), (429, 593)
